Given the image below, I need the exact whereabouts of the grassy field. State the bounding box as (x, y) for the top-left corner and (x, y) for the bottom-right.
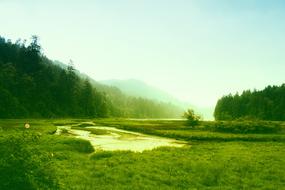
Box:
(0, 119), (285, 189)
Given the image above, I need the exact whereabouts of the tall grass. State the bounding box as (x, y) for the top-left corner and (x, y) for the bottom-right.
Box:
(1, 119), (285, 189)
(0, 131), (58, 190)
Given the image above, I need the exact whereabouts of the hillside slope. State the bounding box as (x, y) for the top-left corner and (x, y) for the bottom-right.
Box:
(0, 36), (183, 118)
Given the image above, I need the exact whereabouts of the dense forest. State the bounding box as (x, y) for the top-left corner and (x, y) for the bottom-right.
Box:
(0, 36), (182, 118)
(214, 84), (285, 121)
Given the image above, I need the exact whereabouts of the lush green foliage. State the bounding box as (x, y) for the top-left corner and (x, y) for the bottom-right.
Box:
(1, 119), (285, 189)
(214, 84), (285, 121)
(183, 109), (201, 126)
(0, 132), (58, 189)
(0, 120), (94, 189)
(55, 142), (285, 190)
(0, 36), (182, 118)
(0, 36), (108, 118)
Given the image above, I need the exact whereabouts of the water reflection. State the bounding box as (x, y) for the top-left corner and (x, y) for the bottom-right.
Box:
(56, 124), (187, 152)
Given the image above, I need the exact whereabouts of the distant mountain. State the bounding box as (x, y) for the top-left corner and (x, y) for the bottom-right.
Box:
(101, 79), (181, 103)
(53, 62), (214, 120)
(53, 61), (185, 118)
(100, 79), (214, 120)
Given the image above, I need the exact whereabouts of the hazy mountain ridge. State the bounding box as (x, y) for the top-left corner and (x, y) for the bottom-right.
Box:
(101, 79), (214, 120)
(53, 61), (214, 119)
(101, 79), (181, 104)
(53, 61), (185, 118)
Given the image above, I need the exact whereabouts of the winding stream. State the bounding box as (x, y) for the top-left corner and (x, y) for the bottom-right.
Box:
(55, 123), (187, 152)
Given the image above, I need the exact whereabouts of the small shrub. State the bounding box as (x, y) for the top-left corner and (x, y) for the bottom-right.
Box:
(183, 109), (202, 126)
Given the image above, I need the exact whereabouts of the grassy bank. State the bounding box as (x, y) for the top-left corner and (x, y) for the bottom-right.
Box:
(94, 119), (285, 142)
(0, 119), (285, 189)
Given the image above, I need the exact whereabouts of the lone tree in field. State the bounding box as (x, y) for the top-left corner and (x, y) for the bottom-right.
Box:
(183, 109), (201, 126)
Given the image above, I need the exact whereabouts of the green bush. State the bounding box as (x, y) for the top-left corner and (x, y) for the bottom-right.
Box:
(41, 136), (95, 154)
(61, 138), (94, 153)
(183, 109), (201, 126)
(0, 131), (58, 190)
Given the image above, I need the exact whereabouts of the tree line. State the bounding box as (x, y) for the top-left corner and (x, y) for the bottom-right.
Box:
(0, 36), (182, 118)
(214, 84), (285, 121)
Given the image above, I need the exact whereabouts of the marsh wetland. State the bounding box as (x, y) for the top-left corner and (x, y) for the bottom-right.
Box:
(1, 119), (285, 189)
(55, 122), (187, 152)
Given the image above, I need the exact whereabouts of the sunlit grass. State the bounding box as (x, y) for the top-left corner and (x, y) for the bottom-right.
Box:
(1, 119), (285, 189)
(55, 142), (285, 189)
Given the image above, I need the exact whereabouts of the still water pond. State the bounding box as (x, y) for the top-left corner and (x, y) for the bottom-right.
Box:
(56, 123), (187, 152)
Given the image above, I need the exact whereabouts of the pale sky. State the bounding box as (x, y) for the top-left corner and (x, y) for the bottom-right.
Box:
(1, 0), (285, 108)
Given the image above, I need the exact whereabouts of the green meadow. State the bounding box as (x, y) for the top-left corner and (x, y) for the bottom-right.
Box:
(1, 2), (285, 189)
(1, 119), (285, 189)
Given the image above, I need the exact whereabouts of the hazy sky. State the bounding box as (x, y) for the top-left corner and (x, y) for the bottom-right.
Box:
(1, 0), (285, 107)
